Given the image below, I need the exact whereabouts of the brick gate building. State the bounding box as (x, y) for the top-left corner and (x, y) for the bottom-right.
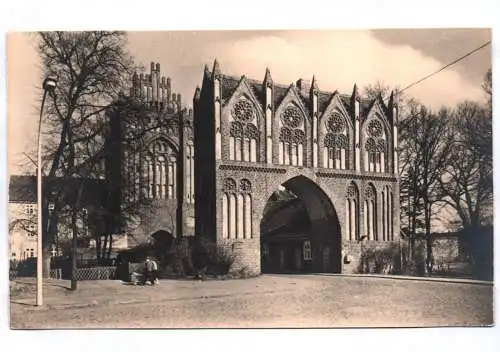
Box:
(193, 60), (400, 275)
(106, 62), (195, 245)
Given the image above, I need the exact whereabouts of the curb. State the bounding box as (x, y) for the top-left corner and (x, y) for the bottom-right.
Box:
(316, 273), (494, 286)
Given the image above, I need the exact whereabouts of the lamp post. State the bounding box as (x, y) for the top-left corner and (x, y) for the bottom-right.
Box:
(36, 76), (57, 307)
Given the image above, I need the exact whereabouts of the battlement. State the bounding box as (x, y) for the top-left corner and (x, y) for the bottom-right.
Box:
(130, 61), (183, 113)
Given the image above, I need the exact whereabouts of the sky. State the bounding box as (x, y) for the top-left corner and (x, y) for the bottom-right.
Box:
(7, 29), (492, 175)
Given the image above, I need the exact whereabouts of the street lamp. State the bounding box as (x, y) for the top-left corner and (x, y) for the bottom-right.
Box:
(36, 76), (57, 306)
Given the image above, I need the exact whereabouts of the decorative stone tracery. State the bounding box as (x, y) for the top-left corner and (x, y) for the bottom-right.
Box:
(229, 98), (258, 162)
(382, 185), (393, 241)
(363, 183), (377, 240)
(222, 177), (253, 240)
(323, 111), (348, 169)
(232, 99), (255, 123)
(281, 106), (303, 128)
(279, 105), (305, 166)
(345, 182), (359, 241)
(142, 139), (177, 200)
(364, 117), (387, 172)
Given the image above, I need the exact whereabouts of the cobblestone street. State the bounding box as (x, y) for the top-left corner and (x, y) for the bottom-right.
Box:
(10, 275), (493, 329)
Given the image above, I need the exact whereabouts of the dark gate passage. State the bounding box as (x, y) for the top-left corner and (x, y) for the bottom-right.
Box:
(260, 175), (341, 274)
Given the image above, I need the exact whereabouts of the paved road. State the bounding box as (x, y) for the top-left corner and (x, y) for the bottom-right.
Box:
(11, 274), (493, 328)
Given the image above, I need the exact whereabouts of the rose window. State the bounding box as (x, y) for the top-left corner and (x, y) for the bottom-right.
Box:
(232, 99), (255, 122)
(281, 106), (303, 128)
(327, 113), (346, 133)
(367, 120), (383, 138)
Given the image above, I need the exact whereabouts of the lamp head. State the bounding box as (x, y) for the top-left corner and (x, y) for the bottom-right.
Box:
(43, 77), (57, 93)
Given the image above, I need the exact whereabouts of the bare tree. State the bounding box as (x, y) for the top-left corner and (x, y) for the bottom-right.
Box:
(439, 101), (492, 231)
(35, 31), (133, 276)
(482, 68), (492, 108)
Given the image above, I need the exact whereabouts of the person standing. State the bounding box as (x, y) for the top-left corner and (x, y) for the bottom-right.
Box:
(142, 256), (158, 285)
(151, 257), (159, 285)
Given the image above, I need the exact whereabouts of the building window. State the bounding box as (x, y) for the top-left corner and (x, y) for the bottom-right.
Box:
(222, 178), (253, 239)
(303, 240), (313, 261)
(324, 133), (347, 169)
(363, 184), (377, 240)
(382, 186), (393, 241)
(364, 119), (387, 173)
(186, 140), (195, 204)
(346, 182), (359, 241)
(229, 99), (258, 162)
(142, 140), (177, 200)
(323, 112), (348, 169)
(25, 204), (35, 216)
(278, 106), (305, 166)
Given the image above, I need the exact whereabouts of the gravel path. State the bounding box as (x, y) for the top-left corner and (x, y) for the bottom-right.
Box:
(10, 274), (493, 329)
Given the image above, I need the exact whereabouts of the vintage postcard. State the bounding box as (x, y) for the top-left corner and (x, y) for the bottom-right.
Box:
(7, 28), (493, 330)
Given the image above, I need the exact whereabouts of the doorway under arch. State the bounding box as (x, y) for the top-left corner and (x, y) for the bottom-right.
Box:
(260, 175), (341, 273)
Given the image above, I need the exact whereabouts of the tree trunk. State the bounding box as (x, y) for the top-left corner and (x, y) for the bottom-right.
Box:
(101, 234), (108, 259)
(106, 234), (113, 259)
(96, 236), (101, 260)
(425, 204), (434, 275)
(42, 246), (52, 278)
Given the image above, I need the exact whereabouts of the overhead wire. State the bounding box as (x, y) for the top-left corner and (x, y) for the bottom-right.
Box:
(383, 40), (491, 101)
(399, 40), (491, 94)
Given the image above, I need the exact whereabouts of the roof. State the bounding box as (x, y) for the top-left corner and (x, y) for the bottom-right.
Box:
(212, 71), (384, 119)
(9, 175), (108, 206)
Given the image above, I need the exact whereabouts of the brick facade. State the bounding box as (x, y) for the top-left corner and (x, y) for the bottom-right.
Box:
(107, 60), (400, 276)
(107, 62), (195, 245)
(194, 60), (400, 275)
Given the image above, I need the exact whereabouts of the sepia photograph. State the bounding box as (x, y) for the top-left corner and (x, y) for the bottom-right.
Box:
(6, 27), (493, 330)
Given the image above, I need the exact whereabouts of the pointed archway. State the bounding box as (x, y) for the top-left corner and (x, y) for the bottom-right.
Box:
(260, 175), (341, 273)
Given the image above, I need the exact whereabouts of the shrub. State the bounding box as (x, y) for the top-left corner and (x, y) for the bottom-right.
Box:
(357, 243), (402, 274)
(398, 240), (426, 276)
(191, 237), (236, 278)
(156, 237), (236, 279)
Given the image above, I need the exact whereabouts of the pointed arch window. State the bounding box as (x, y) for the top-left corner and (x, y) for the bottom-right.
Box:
(364, 119), (387, 173)
(186, 140), (195, 204)
(278, 106), (305, 166)
(240, 179), (253, 239)
(323, 112), (348, 169)
(229, 99), (258, 162)
(222, 178), (253, 240)
(143, 140), (177, 200)
(363, 184), (377, 240)
(345, 182), (359, 241)
(382, 185), (393, 241)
